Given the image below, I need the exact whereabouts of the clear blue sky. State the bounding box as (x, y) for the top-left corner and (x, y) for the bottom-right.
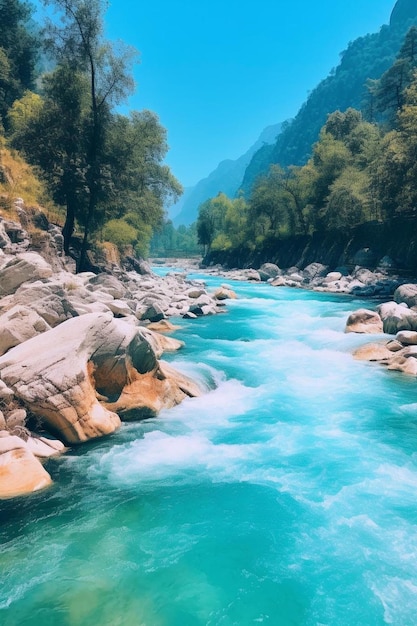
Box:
(35, 0), (397, 188)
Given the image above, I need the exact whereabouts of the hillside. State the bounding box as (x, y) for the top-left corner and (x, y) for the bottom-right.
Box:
(171, 123), (282, 226)
(241, 0), (417, 194)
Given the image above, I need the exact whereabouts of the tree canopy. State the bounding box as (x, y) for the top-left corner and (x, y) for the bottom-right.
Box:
(3, 0), (182, 270)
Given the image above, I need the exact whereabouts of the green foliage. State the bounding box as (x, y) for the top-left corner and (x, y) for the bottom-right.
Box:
(370, 26), (417, 123)
(150, 220), (199, 257)
(102, 218), (137, 251)
(4, 0), (181, 268)
(0, 0), (38, 126)
(242, 13), (417, 194)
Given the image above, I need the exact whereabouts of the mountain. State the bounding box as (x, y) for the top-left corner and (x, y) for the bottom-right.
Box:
(391, 0), (417, 26)
(170, 123), (282, 226)
(241, 0), (417, 194)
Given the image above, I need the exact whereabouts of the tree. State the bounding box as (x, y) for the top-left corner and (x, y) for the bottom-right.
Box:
(248, 166), (296, 239)
(105, 110), (182, 233)
(42, 0), (136, 270)
(370, 26), (417, 123)
(0, 0), (38, 125)
(197, 201), (215, 254)
(8, 67), (90, 254)
(196, 193), (231, 254)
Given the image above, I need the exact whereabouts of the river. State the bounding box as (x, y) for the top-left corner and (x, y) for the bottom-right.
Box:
(2, 272), (417, 625)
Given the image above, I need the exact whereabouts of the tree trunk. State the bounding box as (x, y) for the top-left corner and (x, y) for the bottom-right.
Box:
(62, 198), (76, 254)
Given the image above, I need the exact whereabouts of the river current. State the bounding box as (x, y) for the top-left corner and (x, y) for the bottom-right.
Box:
(2, 272), (417, 625)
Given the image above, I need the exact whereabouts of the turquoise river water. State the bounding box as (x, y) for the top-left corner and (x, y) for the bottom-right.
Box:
(2, 272), (417, 625)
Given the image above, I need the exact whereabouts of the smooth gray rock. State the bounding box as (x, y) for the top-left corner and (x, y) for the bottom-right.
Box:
(0, 305), (51, 355)
(258, 263), (281, 281)
(0, 252), (53, 296)
(394, 284), (417, 308)
(377, 301), (417, 334)
(396, 331), (417, 345)
(303, 263), (328, 280)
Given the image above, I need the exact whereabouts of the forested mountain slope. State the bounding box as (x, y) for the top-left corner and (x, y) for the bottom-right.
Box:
(171, 123), (282, 226)
(241, 0), (417, 194)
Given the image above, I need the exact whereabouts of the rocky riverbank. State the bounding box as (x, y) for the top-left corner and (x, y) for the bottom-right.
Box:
(200, 260), (406, 298)
(196, 258), (417, 378)
(346, 284), (417, 376)
(0, 209), (236, 499)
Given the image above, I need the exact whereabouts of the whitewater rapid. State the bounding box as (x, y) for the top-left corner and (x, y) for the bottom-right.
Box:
(2, 274), (417, 625)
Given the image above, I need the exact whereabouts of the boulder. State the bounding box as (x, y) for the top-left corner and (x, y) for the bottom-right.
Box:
(5, 408), (27, 431)
(0, 314), (123, 443)
(0, 252), (53, 296)
(323, 271), (343, 283)
(147, 320), (181, 333)
(270, 276), (287, 287)
(303, 263), (329, 280)
(394, 284), (417, 308)
(0, 283), (79, 328)
(0, 447), (52, 498)
(213, 287), (237, 301)
(87, 274), (127, 299)
(0, 313), (200, 444)
(26, 435), (66, 459)
(0, 305), (51, 355)
(0, 380), (14, 402)
(386, 340), (404, 352)
(187, 288), (206, 299)
(140, 302), (166, 323)
(377, 301), (417, 334)
(345, 309), (383, 334)
(104, 360), (201, 420)
(245, 269), (261, 282)
(139, 328), (184, 358)
(258, 263), (281, 281)
(106, 299), (134, 317)
(353, 343), (393, 362)
(387, 355), (417, 376)
(396, 331), (417, 346)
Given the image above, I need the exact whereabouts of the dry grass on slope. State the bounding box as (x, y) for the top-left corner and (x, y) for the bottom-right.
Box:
(0, 139), (63, 226)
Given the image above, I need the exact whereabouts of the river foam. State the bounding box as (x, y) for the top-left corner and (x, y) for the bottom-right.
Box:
(2, 274), (417, 625)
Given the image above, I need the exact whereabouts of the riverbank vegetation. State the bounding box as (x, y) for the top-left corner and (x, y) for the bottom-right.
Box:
(194, 27), (417, 267)
(0, 0), (181, 270)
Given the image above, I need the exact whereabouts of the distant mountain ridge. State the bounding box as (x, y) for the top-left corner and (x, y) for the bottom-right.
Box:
(171, 122), (282, 226)
(391, 0), (417, 26)
(240, 0), (417, 194)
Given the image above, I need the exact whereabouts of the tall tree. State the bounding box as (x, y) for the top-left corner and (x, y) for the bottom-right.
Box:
(42, 0), (136, 270)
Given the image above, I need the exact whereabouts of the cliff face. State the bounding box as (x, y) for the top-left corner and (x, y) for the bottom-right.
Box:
(205, 218), (417, 275)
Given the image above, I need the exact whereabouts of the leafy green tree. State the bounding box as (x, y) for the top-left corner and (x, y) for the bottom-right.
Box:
(105, 110), (182, 233)
(248, 166), (296, 240)
(42, 0), (136, 270)
(370, 26), (417, 123)
(9, 66), (90, 253)
(325, 167), (369, 229)
(197, 193), (232, 253)
(0, 0), (38, 125)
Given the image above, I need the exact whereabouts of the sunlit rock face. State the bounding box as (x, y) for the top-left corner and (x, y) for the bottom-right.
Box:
(0, 313), (201, 445)
(390, 0), (417, 26)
